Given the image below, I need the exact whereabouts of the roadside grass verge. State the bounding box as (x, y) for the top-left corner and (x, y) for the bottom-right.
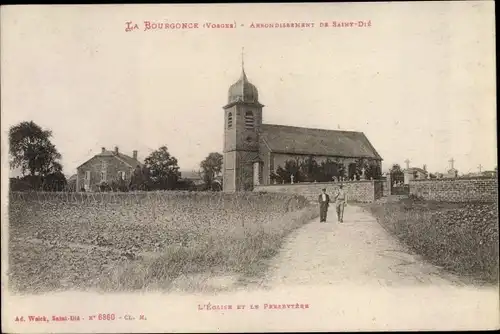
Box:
(366, 198), (499, 285)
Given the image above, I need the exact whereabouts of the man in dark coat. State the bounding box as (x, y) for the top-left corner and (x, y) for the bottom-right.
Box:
(318, 188), (330, 222)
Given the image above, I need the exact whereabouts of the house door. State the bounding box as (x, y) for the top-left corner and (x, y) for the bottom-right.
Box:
(253, 162), (260, 186)
(84, 171), (91, 191)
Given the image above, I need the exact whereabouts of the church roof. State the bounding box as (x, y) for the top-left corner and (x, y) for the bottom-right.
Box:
(260, 124), (382, 160)
(227, 69), (259, 104)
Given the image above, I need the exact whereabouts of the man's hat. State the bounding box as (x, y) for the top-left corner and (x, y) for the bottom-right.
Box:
(322, 188), (326, 191)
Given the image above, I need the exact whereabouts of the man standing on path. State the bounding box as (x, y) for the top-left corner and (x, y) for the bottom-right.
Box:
(334, 184), (348, 223)
(318, 188), (330, 222)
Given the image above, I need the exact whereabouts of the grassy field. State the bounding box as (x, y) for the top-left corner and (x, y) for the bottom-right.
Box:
(367, 198), (499, 285)
(8, 191), (318, 294)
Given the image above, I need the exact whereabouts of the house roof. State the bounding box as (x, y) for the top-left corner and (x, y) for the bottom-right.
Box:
(260, 124), (382, 160)
(77, 150), (142, 169)
(405, 167), (428, 174)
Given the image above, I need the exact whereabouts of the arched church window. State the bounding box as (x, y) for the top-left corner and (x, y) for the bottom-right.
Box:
(228, 112), (233, 129)
(245, 111), (254, 129)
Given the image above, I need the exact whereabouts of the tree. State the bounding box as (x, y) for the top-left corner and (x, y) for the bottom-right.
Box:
(274, 157), (348, 183)
(274, 159), (301, 183)
(42, 172), (67, 191)
(319, 158), (344, 181)
(298, 156), (321, 182)
(389, 164), (404, 183)
(365, 161), (382, 180)
(111, 173), (129, 192)
(130, 165), (151, 190)
(354, 158), (382, 180)
(211, 179), (223, 191)
(199, 152), (223, 188)
(9, 121), (62, 176)
(144, 146), (180, 190)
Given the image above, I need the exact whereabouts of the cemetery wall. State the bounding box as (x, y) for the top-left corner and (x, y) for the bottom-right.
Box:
(254, 180), (384, 203)
(409, 177), (498, 202)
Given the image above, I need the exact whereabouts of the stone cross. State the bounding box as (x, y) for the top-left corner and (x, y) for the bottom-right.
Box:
(404, 159), (410, 169)
(449, 158), (455, 170)
(290, 174), (294, 184)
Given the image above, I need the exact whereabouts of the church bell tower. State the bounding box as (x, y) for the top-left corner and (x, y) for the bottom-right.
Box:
(223, 50), (264, 192)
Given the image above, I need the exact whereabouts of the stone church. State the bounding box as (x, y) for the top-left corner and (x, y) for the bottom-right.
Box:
(222, 65), (382, 192)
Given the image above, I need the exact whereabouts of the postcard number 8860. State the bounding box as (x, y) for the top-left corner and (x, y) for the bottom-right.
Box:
(98, 314), (115, 321)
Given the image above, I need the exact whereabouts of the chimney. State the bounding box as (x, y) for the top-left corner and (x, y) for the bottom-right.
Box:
(114, 146), (119, 154)
(101, 147), (105, 153)
(133, 150), (138, 160)
(423, 164), (427, 171)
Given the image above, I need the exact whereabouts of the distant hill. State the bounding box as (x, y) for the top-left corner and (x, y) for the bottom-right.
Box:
(179, 170), (201, 180)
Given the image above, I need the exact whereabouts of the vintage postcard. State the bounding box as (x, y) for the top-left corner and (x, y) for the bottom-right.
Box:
(1, 2), (498, 333)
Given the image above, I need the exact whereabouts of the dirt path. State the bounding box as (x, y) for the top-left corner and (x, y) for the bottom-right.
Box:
(224, 204), (498, 330)
(260, 204), (466, 288)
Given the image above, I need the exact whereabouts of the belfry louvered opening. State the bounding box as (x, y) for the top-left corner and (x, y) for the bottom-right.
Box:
(228, 112), (233, 129)
(245, 111), (254, 129)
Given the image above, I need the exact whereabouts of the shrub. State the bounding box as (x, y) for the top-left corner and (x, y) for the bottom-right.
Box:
(111, 179), (129, 192)
(175, 179), (196, 191)
(42, 172), (67, 192)
(99, 182), (112, 192)
(10, 175), (43, 191)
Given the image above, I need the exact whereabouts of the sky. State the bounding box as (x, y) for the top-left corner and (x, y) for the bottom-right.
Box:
(1, 2), (497, 178)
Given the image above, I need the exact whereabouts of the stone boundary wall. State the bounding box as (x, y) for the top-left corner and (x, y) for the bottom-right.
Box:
(409, 177), (498, 202)
(254, 180), (384, 203)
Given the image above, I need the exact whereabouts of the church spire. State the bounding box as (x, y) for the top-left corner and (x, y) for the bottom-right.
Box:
(242, 47), (245, 71)
(241, 46), (246, 78)
(227, 47), (259, 104)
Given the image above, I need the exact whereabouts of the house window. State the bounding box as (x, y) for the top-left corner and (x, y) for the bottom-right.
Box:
(101, 171), (107, 182)
(245, 111), (254, 129)
(85, 171), (90, 180)
(228, 112), (233, 129)
(101, 161), (107, 171)
(118, 171), (125, 180)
